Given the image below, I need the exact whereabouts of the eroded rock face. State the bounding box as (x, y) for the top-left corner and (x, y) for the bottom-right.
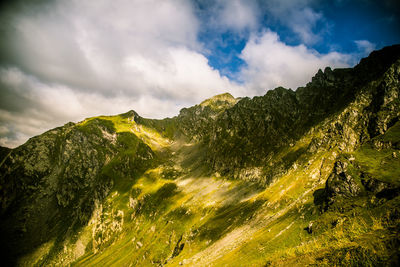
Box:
(361, 173), (392, 194)
(203, 46), (400, 183)
(324, 160), (361, 205)
(174, 93), (238, 141)
(361, 173), (400, 200)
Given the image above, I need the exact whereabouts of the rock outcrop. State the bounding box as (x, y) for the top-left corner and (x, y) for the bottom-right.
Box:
(324, 160), (362, 205)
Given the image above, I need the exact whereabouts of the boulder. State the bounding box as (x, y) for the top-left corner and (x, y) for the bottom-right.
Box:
(324, 160), (361, 205)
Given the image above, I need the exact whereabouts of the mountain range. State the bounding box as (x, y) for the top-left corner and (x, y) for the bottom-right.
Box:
(1, 45), (400, 266)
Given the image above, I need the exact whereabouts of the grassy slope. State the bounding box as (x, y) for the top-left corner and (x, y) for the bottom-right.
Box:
(354, 121), (400, 186)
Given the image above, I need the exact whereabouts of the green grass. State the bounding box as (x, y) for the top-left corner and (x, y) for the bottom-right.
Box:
(381, 120), (400, 142)
(210, 193), (400, 267)
(196, 199), (265, 243)
(76, 118), (116, 135)
(354, 121), (400, 186)
(79, 114), (131, 133)
(79, 113), (173, 151)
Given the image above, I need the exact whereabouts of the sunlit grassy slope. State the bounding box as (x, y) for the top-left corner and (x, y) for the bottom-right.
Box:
(79, 111), (172, 151)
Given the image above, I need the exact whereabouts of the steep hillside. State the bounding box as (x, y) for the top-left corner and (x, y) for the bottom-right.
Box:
(0, 45), (399, 266)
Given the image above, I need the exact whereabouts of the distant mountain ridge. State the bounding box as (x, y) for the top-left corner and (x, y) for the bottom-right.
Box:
(1, 45), (400, 266)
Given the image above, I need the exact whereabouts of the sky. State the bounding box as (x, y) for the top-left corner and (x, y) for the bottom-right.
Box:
(0, 0), (399, 148)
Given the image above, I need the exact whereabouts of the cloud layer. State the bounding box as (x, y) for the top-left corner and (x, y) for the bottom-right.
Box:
(240, 31), (352, 94)
(0, 0), (379, 147)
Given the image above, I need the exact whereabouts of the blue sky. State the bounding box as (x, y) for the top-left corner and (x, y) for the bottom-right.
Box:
(195, 0), (400, 80)
(0, 0), (399, 147)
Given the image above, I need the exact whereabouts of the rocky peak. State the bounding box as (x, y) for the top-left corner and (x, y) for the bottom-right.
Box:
(175, 93), (238, 141)
(119, 110), (141, 122)
(200, 92), (237, 109)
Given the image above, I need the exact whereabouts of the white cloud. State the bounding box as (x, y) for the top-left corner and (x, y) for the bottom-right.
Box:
(263, 0), (326, 44)
(195, 0), (259, 34)
(8, 0), (202, 95)
(123, 47), (245, 102)
(239, 30), (352, 94)
(355, 40), (376, 56)
(288, 7), (324, 44)
(215, 0), (259, 32)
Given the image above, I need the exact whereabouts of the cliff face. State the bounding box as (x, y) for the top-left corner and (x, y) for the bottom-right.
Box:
(1, 45), (400, 266)
(205, 45), (400, 182)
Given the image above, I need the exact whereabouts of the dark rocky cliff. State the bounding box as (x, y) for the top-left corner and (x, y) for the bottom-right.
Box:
(204, 45), (400, 183)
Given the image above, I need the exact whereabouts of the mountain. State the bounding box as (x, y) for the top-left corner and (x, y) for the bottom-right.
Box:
(1, 45), (400, 266)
